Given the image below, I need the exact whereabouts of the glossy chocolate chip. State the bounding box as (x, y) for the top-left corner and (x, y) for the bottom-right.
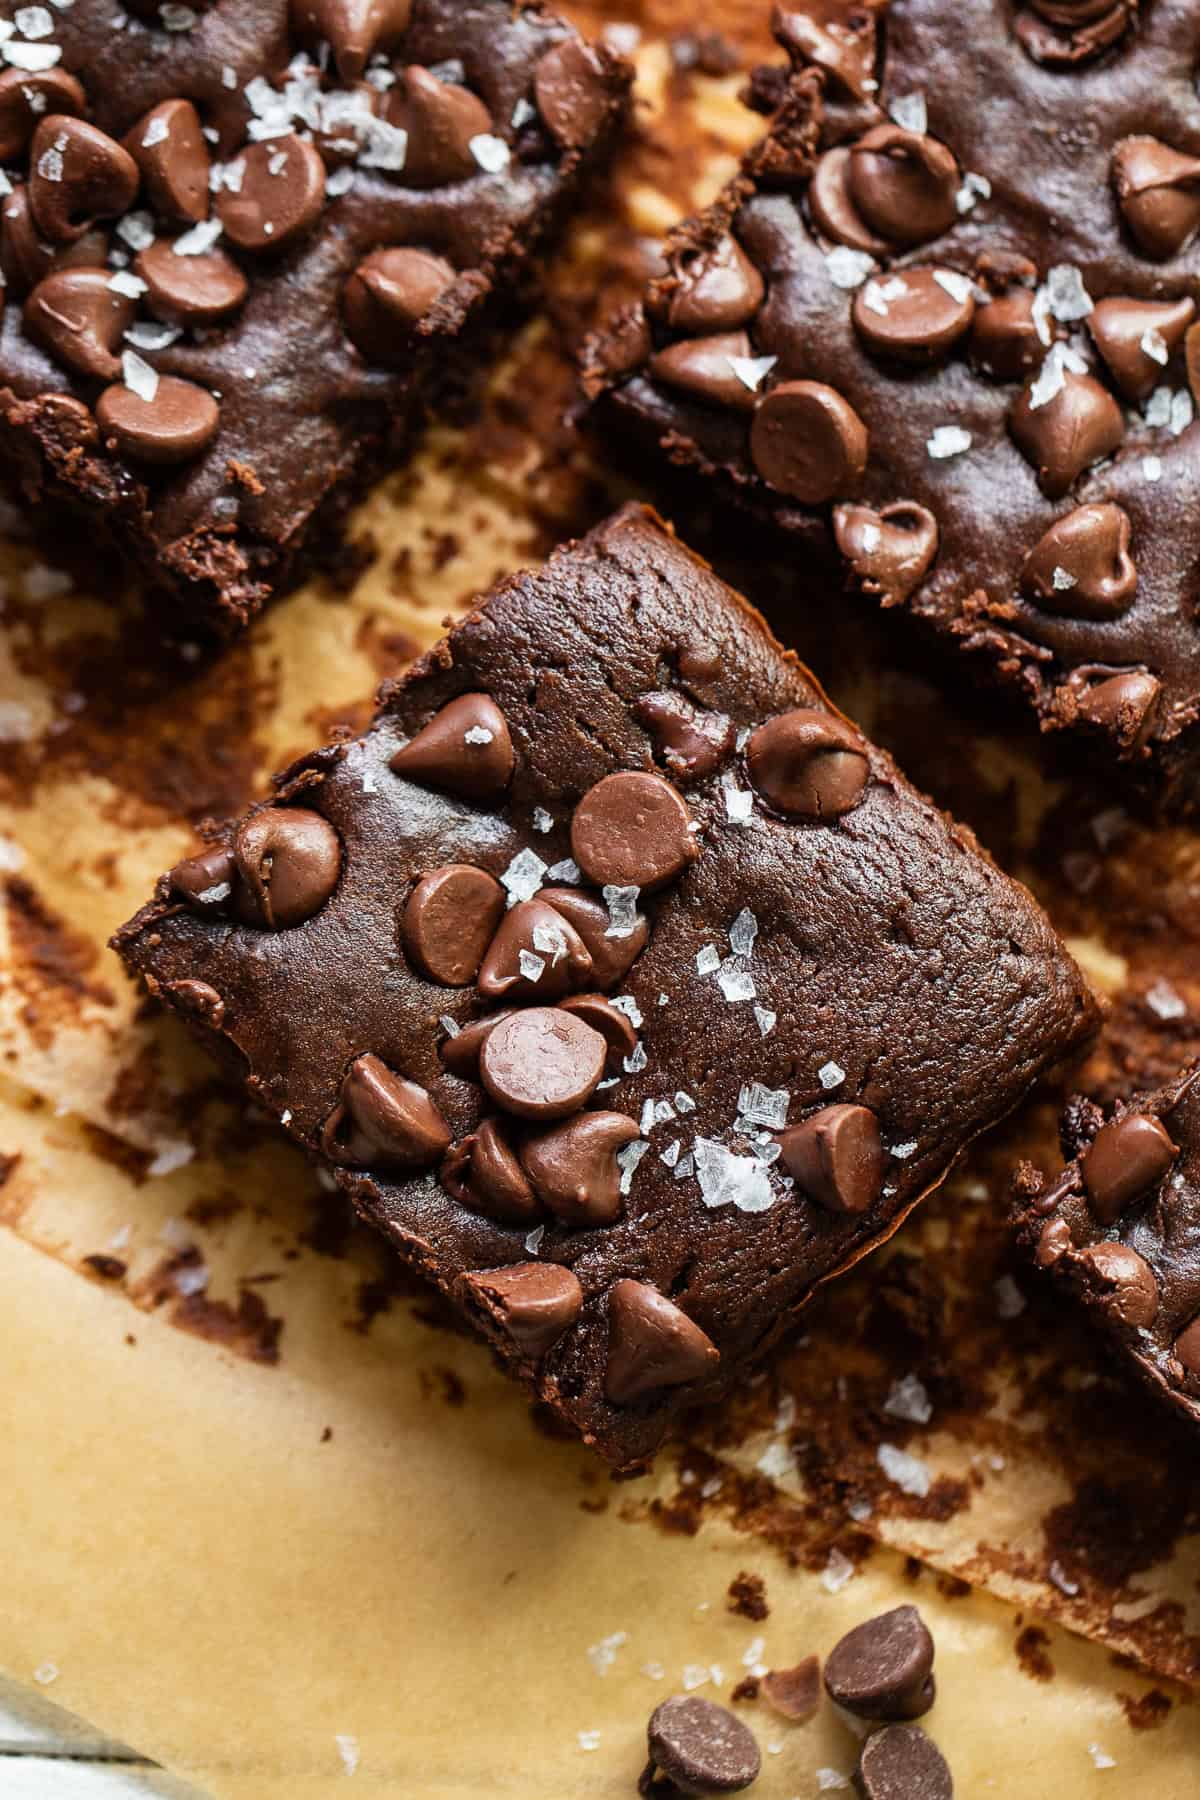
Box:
(1020, 504), (1137, 621)
(833, 501), (938, 603)
(853, 267), (975, 365)
(746, 709), (870, 820)
(750, 379), (868, 504)
(521, 1110), (640, 1226)
(605, 1280), (720, 1405)
(642, 1695), (761, 1797)
(534, 36), (615, 148)
(761, 1658), (821, 1723)
(571, 770), (697, 891)
(668, 234), (765, 333)
(232, 805), (341, 929)
(855, 1724), (953, 1800)
(969, 288), (1049, 381)
(825, 1607), (936, 1721)
(441, 1116), (539, 1222)
(479, 1006), (607, 1121)
(439, 1009), (516, 1080)
(1085, 295), (1196, 403)
(1112, 136), (1200, 260)
(124, 99), (209, 226)
(24, 267), (134, 380)
(96, 374), (220, 467)
(135, 237), (248, 326)
(1077, 669), (1161, 751)
(1017, 3), (1131, 69)
(385, 66), (492, 187)
(343, 246), (456, 358)
(390, 693), (514, 801)
(1, 191), (108, 298)
(1032, 0), (1126, 20)
(216, 135), (326, 252)
(1081, 1110), (1176, 1224)
(459, 1261), (583, 1358)
(1036, 1214), (1072, 1266)
(557, 994), (639, 1071)
(1188, 321), (1200, 412)
(169, 843), (236, 913)
(0, 67), (85, 163)
(1009, 369), (1123, 499)
(1172, 1316), (1200, 1378)
(778, 1103), (883, 1213)
(633, 691), (735, 783)
(402, 863), (505, 986)
(165, 977), (225, 1029)
(650, 329), (759, 412)
(323, 1051), (451, 1170)
(848, 124), (959, 247)
(775, 3), (878, 99)
(538, 886), (650, 990)
(809, 146), (889, 254)
(290, 0), (412, 82)
(1076, 1240), (1159, 1329)
(29, 116), (139, 244)
(476, 896), (593, 1003)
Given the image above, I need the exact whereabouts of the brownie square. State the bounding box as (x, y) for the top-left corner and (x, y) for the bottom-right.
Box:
(1015, 1062), (1200, 1431)
(0, 0), (629, 630)
(584, 1), (1200, 803)
(115, 504), (1098, 1470)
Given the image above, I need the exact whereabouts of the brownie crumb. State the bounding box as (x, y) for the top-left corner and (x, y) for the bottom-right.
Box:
(1015, 1625), (1055, 1683)
(82, 1254), (127, 1281)
(727, 1571), (769, 1621)
(730, 1677), (760, 1704)
(1119, 1688), (1172, 1731)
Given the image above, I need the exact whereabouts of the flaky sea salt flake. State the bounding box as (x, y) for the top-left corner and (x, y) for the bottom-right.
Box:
(737, 1082), (789, 1129)
(877, 1441), (931, 1497)
(603, 883), (641, 938)
(818, 1060), (845, 1090)
(500, 847), (546, 905)
(889, 91), (927, 133)
(926, 424), (972, 459)
(470, 132), (510, 173)
(716, 958), (756, 1002)
(696, 944), (721, 976)
(822, 1548), (856, 1593)
(728, 352), (776, 391)
(825, 245), (876, 289)
(754, 1006), (776, 1038)
(122, 350), (159, 402)
(884, 1373), (933, 1424)
(728, 907), (758, 957)
(617, 1139), (650, 1194)
(1045, 262), (1093, 321)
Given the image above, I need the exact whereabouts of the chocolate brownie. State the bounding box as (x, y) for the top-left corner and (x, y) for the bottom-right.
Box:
(0, 0), (628, 630)
(584, 1), (1200, 802)
(1015, 1061), (1200, 1431)
(114, 504), (1098, 1470)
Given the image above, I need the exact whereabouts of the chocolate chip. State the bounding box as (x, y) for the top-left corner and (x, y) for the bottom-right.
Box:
(135, 237), (248, 326)
(216, 134), (326, 252)
(24, 267), (135, 380)
(809, 147), (889, 254)
(29, 116), (140, 245)
(312, 80), (380, 168)
(667, 234), (765, 333)
(746, 709), (869, 819)
(323, 1051), (451, 1170)
(476, 896), (593, 1003)
(539, 886), (650, 990)
(1036, 1214), (1072, 1266)
(1017, 0), (1131, 67)
(289, 0), (412, 82)
(1086, 295), (1195, 403)
(1020, 503), (1137, 620)
(1188, 320), (1200, 413)
(605, 1279), (720, 1405)
(833, 501), (938, 603)
(459, 1261), (583, 1358)
(479, 1006), (607, 1121)
(124, 99), (209, 226)
(440, 1009), (516, 1080)
(825, 1606), (936, 1722)
(1076, 669), (1161, 752)
(0, 67), (84, 163)
(775, 4), (878, 101)
(232, 805), (341, 929)
(848, 124), (959, 247)
(1082, 1110), (1176, 1224)
(384, 66), (492, 187)
(165, 977), (225, 1029)
(1009, 369), (1123, 499)
(96, 374), (220, 467)
(1112, 136), (1200, 260)
(778, 1103), (883, 1213)
(401, 863), (505, 987)
(1172, 1315), (1200, 1378)
(441, 1116), (539, 1222)
(853, 267), (975, 365)
(0, 185), (56, 297)
(854, 1724), (953, 1800)
(169, 842), (235, 913)
(571, 770), (697, 891)
(761, 1657), (821, 1723)
(534, 35), (615, 148)
(968, 288), (1048, 381)
(521, 1110), (640, 1226)
(750, 379), (868, 504)
(558, 994), (639, 1071)
(1076, 1240), (1159, 1329)
(641, 1695), (760, 1797)
(390, 693), (515, 801)
(343, 246), (456, 358)
(650, 329), (760, 412)
(633, 690), (735, 783)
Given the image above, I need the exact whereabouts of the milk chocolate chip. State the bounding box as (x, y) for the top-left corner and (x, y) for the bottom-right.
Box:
(390, 694), (515, 801)
(290, 0), (413, 83)
(571, 771), (697, 891)
(853, 267), (975, 365)
(479, 1007), (607, 1121)
(216, 135), (326, 252)
(1086, 295), (1195, 403)
(824, 1606), (936, 1721)
(650, 329), (760, 412)
(778, 1103), (883, 1213)
(0, 67), (85, 163)
(539, 887), (650, 990)
(855, 1725), (953, 1800)
(750, 380), (868, 504)
(1076, 1240), (1159, 1329)
(605, 1280), (720, 1405)
(24, 268), (135, 380)
(1009, 369), (1123, 498)
(667, 234), (765, 333)
(1112, 136), (1200, 260)
(343, 246), (456, 357)
(521, 1110), (640, 1226)
(96, 374), (220, 466)
(848, 124), (959, 246)
(534, 36), (616, 149)
(746, 710), (869, 820)
(633, 691), (736, 783)
(556, 994), (639, 1071)
(441, 1117), (539, 1222)
(459, 1261), (583, 1358)
(1082, 1110), (1176, 1224)
(402, 864), (505, 986)
(29, 116), (139, 243)
(136, 238), (248, 325)
(232, 805), (341, 928)
(476, 896), (593, 1003)
(323, 1052), (451, 1169)
(1020, 504), (1137, 620)
(641, 1695), (761, 1797)
(124, 99), (210, 226)
(384, 66), (492, 187)
(833, 501), (939, 603)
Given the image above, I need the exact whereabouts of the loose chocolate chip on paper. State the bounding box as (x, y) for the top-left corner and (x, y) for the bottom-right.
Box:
(290, 0), (413, 83)
(571, 770), (697, 891)
(761, 1656), (821, 1722)
(442, 1116), (540, 1222)
(216, 134), (326, 252)
(848, 124), (959, 247)
(479, 1007), (607, 1121)
(557, 993), (639, 1071)
(1112, 136), (1200, 260)
(343, 247), (456, 357)
(824, 1606), (936, 1721)
(852, 267), (975, 365)
(232, 806), (341, 929)
(1081, 1110), (1176, 1224)
(746, 709), (870, 820)
(521, 1110), (640, 1226)
(1086, 295), (1195, 403)
(534, 35), (616, 148)
(650, 329), (761, 412)
(402, 864), (506, 987)
(634, 690), (736, 783)
(24, 268), (136, 381)
(384, 66), (493, 187)
(667, 234), (765, 333)
(855, 1723), (953, 1800)
(136, 238), (248, 326)
(459, 1261), (583, 1359)
(778, 1103), (883, 1213)
(29, 116), (140, 244)
(1009, 369), (1123, 499)
(833, 501), (939, 603)
(750, 380), (869, 504)
(324, 1052), (451, 1170)
(390, 693), (515, 801)
(641, 1694), (760, 1797)
(1076, 1239), (1160, 1329)
(605, 1279), (720, 1405)
(1020, 504), (1137, 621)
(124, 99), (210, 226)
(476, 896), (593, 1002)
(96, 374), (220, 466)
(0, 67), (85, 163)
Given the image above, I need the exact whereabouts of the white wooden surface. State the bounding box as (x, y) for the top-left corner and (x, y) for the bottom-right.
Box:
(0, 1675), (207, 1797)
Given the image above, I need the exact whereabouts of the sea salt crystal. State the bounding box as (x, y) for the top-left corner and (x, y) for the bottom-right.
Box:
(742, 1636), (766, 1671)
(36, 133), (64, 181)
(1051, 564), (1076, 591)
(1049, 1559), (1080, 1597)
(335, 1734), (359, 1775)
(728, 353), (776, 392)
(148, 1140), (193, 1177)
(2, 39), (61, 66)
(327, 165), (354, 197)
(623, 1041), (647, 1075)
(524, 1224), (544, 1255)
(611, 993), (643, 1028)
(822, 1548), (856, 1593)
(1088, 1745), (1116, 1771)
(661, 1139), (681, 1168)
(877, 1442), (932, 1497)
(1141, 327), (1169, 366)
(532, 806), (553, 833)
(888, 91), (927, 133)
(109, 269), (146, 298)
(462, 724), (493, 746)
(617, 1139), (650, 1194)
(603, 883), (641, 939)
(818, 1060), (845, 1090)
(737, 1082), (789, 1129)
(682, 1664), (711, 1692)
(221, 63), (237, 87)
(675, 1092), (696, 1113)
(0, 836), (25, 871)
(577, 1730), (601, 1752)
(173, 217), (223, 255)
(884, 1373), (933, 1424)
(817, 1771), (851, 1792)
(674, 1154), (695, 1180)
(545, 857), (580, 883)
(891, 1140), (918, 1160)
(696, 944), (721, 976)
(694, 1137), (775, 1212)
(955, 170), (991, 215)
(517, 949), (545, 983)
(1029, 340), (1087, 409)
(360, 117), (408, 171)
(756, 1438), (796, 1480)
(122, 350), (159, 402)
(728, 907), (758, 957)
(926, 425), (971, 459)
(1145, 977), (1186, 1021)
(1170, 388), (1193, 435)
(1045, 262), (1093, 321)
(587, 1631), (628, 1676)
(470, 132), (510, 173)
(126, 320), (180, 351)
(500, 847), (546, 904)
(754, 1006), (776, 1038)
(141, 113), (170, 147)
(1143, 455), (1163, 482)
(511, 96), (535, 128)
(826, 246), (876, 289)
(993, 1275), (1026, 1319)
(717, 959), (756, 1003)
(174, 1262), (209, 1297)
(532, 921), (567, 963)
(932, 268), (973, 304)
(1145, 385), (1173, 428)
(723, 784), (754, 824)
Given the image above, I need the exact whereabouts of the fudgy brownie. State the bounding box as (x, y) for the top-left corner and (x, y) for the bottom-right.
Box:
(584, 1), (1200, 801)
(0, 0), (628, 630)
(114, 504), (1098, 1470)
(1015, 1062), (1200, 1431)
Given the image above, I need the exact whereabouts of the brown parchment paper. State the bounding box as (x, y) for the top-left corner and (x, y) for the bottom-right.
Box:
(2, 7), (1200, 1793)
